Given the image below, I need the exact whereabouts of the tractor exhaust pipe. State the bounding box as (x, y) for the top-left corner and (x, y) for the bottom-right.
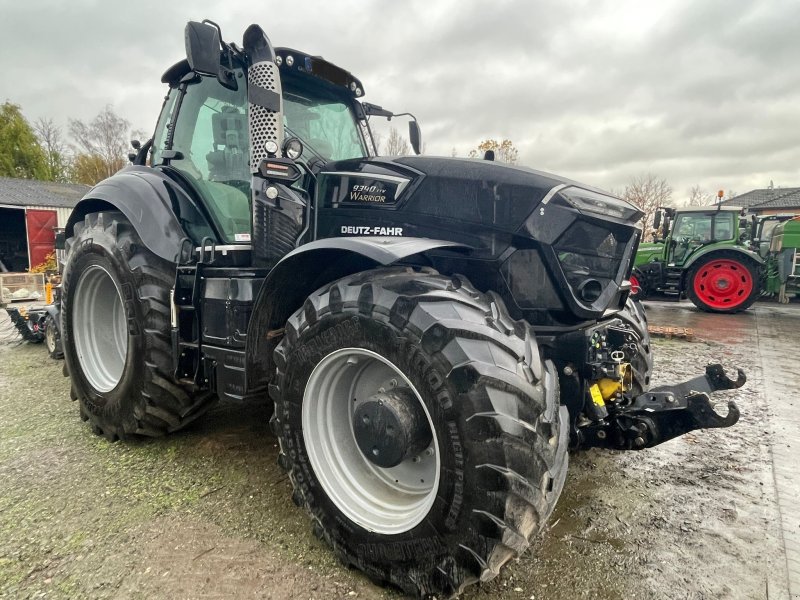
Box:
(243, 24), (284, 170)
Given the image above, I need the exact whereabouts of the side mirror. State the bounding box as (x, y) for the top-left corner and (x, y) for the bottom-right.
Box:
(54, 231), (66, 250)
(185, 21), (221, 77)
(653, 210), (662, 230)
(408, 121), (422, 155)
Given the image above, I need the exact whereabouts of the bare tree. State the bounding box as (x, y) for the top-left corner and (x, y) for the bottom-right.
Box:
(69, 105), (131, 182)
(34, 117), (70, 182)
(687, 185), (713, 207)
(469, 139), (519, 164)
(384, 127), (410, 156)
(620, 173), (673, 229)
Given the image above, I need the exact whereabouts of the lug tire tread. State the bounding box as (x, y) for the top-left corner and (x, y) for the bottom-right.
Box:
(271, 267), (568, 598)
(62, 211), (216, 440)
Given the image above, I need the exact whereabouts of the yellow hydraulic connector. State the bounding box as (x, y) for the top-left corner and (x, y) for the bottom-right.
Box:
(595, 362), (633, 403)
(597, 377), (623, 402)
(45, 281), (53, 305)
(589, 383), (605, 407)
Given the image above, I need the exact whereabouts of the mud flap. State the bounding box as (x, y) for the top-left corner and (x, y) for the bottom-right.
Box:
(583, 364), (745, 450)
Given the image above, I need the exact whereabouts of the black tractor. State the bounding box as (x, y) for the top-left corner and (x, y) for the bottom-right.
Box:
(60, 20), (745, 598)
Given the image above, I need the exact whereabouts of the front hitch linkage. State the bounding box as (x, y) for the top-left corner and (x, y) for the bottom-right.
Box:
(584, 364), (745, 450)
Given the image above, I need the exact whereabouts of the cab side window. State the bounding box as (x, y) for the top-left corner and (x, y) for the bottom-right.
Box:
(169, 73), (251, 244)
(713, 213), (734, 240)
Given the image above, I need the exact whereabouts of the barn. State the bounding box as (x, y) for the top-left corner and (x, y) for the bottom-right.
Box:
(0, 177), (88, 273)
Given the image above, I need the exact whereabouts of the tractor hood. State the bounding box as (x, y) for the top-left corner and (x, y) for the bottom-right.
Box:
(315, 155), (644, 324)
(318, 155), (642, 237)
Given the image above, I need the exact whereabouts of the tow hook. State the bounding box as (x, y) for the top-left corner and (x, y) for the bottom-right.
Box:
(583, 364), (745, 450)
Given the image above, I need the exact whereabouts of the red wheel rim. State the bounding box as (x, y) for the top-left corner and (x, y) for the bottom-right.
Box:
(693, 259), (753, 309)
(629, 274), (641, 296)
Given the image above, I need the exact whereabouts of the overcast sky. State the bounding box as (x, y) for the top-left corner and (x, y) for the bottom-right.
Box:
(2, 0), (798, 201)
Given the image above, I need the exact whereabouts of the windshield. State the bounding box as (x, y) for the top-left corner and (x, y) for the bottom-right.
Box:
(674, 212), (734, 242)
(282, 81), (367, 162)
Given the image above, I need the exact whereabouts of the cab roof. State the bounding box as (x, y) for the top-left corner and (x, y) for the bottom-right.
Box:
(161, 48), (365, 99)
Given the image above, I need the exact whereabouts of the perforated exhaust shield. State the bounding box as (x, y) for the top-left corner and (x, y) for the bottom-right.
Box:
(243, 25), (284, 170)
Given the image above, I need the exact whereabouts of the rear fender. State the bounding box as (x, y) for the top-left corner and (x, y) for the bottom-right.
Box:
(65, 166), (209, 263)
(244, 237), (469, 390)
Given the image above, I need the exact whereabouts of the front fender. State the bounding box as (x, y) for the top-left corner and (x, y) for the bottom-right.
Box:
(244, 237), (470, 390)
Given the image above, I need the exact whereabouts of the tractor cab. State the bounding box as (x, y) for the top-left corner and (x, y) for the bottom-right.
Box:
(146, 21), (418, 255)
(666, 207), (737, 264)
(150, 38), (371, 247)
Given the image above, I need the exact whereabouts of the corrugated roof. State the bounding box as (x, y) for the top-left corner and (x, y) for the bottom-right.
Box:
(720, 187), (800, 211)
(0, 177), (89, 208)
(749, 188), (800, 210)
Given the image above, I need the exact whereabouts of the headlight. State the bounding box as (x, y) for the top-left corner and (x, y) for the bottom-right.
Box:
(283, 137), (304, 160)
(556, 187), (642, 222)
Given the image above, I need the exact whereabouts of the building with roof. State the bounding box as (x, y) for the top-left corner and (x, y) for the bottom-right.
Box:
(0, 177), (88, 272)
(719, 187), (800, 216)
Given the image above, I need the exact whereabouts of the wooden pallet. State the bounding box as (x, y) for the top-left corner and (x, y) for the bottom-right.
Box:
(647, 325), (695, 341)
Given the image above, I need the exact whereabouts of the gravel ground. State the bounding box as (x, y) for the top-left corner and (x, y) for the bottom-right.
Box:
(0, 302), (791, 599)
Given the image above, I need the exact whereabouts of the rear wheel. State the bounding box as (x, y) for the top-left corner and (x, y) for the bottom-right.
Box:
(62, 211), (215, 440)
(686, 253), (759, 313)
(271, 267), (568, 598)
(44, 314), (62, 359)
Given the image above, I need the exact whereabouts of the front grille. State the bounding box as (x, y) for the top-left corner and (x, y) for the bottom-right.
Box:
(554, 219), (637, 310)
(253, 195), (302, 267)
(501, 249), (564, 310)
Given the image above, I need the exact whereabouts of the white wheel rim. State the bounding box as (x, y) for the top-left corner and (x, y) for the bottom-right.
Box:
(72, 265), (128, 392)
(302, 348), (440, 534)
(45, 319), (56, 353)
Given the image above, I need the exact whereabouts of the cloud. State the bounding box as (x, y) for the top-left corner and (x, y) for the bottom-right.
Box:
(1, 0), (798, 201)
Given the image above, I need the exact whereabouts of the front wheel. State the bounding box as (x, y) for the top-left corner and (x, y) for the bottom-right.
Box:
(271, 268), (568, 598)
(686, 253), (760, 313)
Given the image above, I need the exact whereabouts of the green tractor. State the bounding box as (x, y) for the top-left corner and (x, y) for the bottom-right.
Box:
(757, 215), (800, 303)
(632, 206), (762, 312)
